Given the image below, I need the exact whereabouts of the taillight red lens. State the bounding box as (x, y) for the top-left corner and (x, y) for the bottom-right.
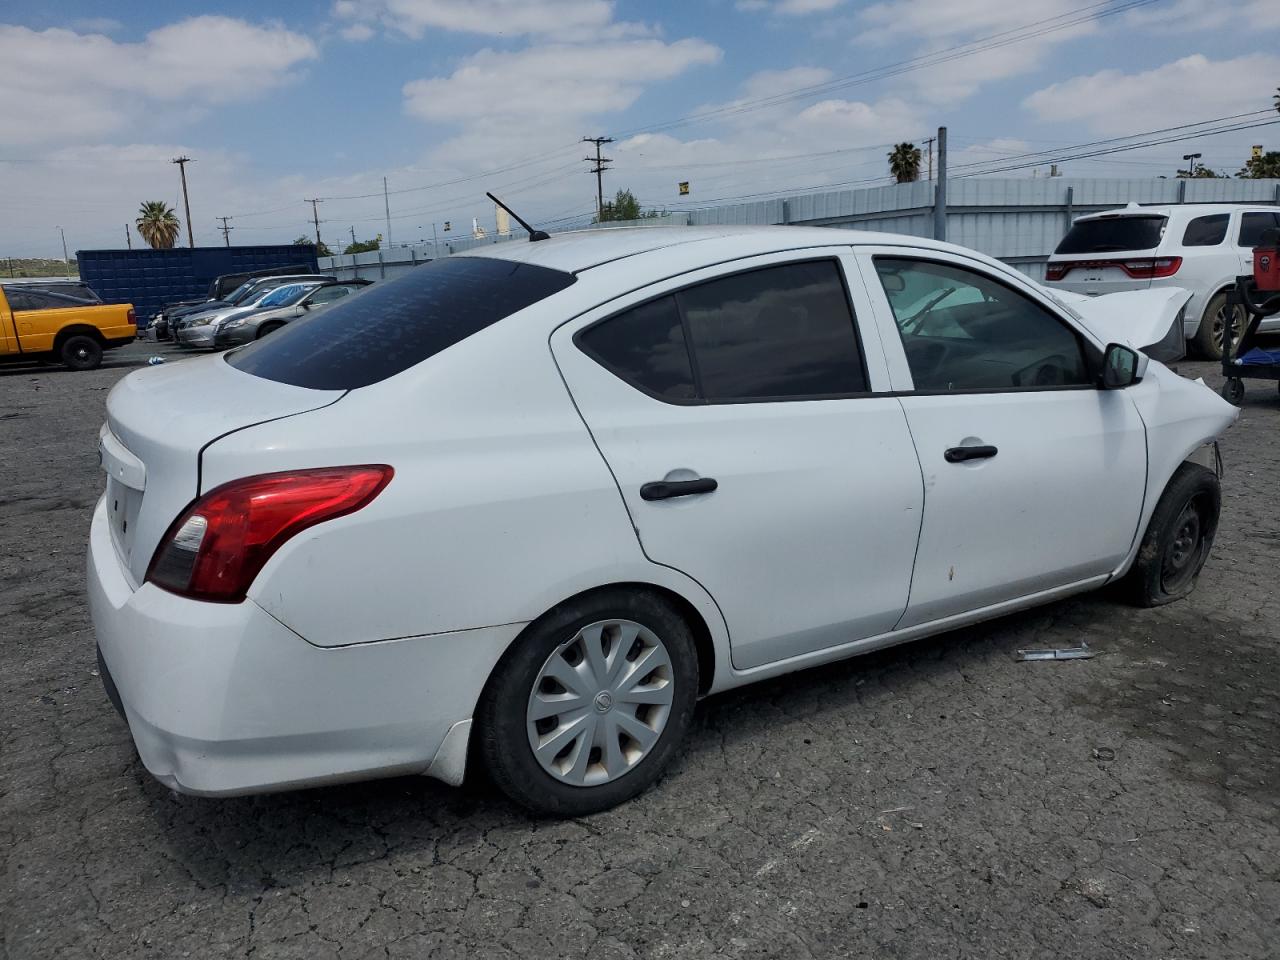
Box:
(127, 307), (137, 326)
(1045, 263), (1068, 281)
(147, 465), (393, 603)
(1122, 256), (1182, 279)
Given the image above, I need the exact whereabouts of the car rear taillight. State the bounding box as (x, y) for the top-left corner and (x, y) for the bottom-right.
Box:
(1043, 257), (1181, 282)
(127, 307), (137, 326)
(147, 465), (393, 603)
(1122, 256), (1182, 279)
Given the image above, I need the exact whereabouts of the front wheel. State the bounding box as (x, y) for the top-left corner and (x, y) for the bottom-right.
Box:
(1125, 463), (1220, 607)
(477, 589), (699, 816)
(60, 335), (103, 371)
(1221, 378), (1245, 405)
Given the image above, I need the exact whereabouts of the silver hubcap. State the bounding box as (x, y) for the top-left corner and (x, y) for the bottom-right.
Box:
(1214, 305), (1244, 349)
(526, 619), (674, 787)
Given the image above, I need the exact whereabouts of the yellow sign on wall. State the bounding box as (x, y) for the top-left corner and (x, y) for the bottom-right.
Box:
(678, 181), (690, 196)
(1253, 145), (1264, 159)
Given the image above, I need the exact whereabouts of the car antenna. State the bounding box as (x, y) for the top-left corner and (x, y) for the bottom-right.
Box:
(486, 192), (550, 242)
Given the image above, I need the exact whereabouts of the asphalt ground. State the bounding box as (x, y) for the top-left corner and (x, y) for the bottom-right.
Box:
(2, 339), (1278, 959)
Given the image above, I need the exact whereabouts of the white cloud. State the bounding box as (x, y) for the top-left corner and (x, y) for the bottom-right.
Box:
(0, 19), (318, 147)
(334, 0), (626, 39)
(1023, 53), (1280, 135)
(403, 39), (722, 123)
(856, 0), (1097, 104)
(1122, 0), (1280, 34)
(736, 0), (845, 14)
(340, 22), (375, 41)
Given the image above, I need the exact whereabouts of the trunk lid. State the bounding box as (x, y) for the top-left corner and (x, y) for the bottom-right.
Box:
(100, 353), (344, 585)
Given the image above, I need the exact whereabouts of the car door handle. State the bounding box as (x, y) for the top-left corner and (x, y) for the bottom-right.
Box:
(640, 478), (718, 501)
(944, 444), (998, 463)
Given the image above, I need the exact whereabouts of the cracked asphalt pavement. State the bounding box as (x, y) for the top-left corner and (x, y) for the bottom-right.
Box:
(2, 341), (1278, 958)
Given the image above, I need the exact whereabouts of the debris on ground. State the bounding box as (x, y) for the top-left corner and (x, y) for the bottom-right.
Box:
(1017, 641), (1094, 661)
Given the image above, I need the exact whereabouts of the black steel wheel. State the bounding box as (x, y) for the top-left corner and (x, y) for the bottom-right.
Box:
(1126, 463), (1220, 607)
(1220, 378), (1244, 405)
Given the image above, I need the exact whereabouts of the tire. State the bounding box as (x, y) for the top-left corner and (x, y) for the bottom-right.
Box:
(477, 588), (699, 816)
(255, 322), (283, 340)
(1221, 378), (1245, 405)
(60, 334), (103, 371)
(1126, 462), (1220, 607)
(1193, 291), (1245, 361)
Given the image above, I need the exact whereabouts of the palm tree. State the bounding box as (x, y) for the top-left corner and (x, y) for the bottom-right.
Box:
(135, 201), (181, 249)
(888, 142), (922, 184)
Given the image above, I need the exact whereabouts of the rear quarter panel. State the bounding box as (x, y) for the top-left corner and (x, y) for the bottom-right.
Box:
(199, 292), (730, 654)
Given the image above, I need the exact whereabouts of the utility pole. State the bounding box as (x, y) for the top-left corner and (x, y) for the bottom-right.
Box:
(582, 136), (614, 218)
(350, 225), (357, 248)
(56, 225), (69, 274)
(923, 136), (936, 182)
(125, 224), (133, 250)
(216, 216), (234, 247)
(933, 126), (948, 242)
(171, 156), (195, 248)
(306, 199), (323, 248)
(383, 177), (392, 248)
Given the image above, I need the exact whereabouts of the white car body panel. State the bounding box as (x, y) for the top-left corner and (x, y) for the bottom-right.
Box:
(86, 225), (1239, 797)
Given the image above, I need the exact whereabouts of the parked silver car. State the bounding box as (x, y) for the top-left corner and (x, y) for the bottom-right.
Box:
(214, 281), (371, 346)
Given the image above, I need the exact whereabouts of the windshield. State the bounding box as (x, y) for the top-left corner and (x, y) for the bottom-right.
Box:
(259, 284), (315, 308)
(1055, 215), (1167, 254)
(228, 257), (577, 390)
(225, 282), (260, 304)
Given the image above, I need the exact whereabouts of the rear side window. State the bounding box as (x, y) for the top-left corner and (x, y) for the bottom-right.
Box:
(680, 261), (865, 399)
(1055, 215), (1167, 254)
(1239, 212), (1280, 247)
(228, 256), (577, 390)
(577, 259), (866, 403)
(1182, 214), (1228, 247)
(578, 296), (695, 400)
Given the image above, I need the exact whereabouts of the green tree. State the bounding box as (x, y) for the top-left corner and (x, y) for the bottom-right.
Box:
(343, 238), (381, 255)
(888, 142), (922, 183)
(595, 189), (661, 222)
(1176, 165), (1228, 178)
(135, 201), (181, 249)
(1238, 151), (1280, 179)
(293, 235), (334, 257)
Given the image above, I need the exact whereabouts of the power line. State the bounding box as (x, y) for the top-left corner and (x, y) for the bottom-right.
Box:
(607, 0), (1160, 139)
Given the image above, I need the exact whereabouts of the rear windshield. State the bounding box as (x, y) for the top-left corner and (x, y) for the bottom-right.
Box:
(1055, 215), (1167, 254)
(227, 256), (577, 390)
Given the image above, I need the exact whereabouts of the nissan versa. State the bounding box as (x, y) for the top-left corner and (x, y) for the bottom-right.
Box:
(88, 226), (1237, 815)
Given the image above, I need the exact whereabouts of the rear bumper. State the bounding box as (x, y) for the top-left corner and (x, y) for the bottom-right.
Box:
(87, 496), (521, 796)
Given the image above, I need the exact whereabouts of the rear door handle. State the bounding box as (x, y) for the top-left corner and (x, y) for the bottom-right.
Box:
(640, 478), (718, 501)
(944, 444), (998, 463)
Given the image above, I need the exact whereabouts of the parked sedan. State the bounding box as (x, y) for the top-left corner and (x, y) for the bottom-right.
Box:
(215, 281), (371, 346)
(174, 282), (325, 348)
(89, 226), (1236, 815)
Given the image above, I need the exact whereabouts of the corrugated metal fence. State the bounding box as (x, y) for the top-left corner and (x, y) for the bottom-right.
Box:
(321, 177), (1280, 282)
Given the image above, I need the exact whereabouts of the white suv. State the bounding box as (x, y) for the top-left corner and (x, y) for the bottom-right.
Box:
(1045, 203), (1280, 359)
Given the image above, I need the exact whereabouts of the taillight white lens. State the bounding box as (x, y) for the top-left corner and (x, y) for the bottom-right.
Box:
(147, 465), (393, 603)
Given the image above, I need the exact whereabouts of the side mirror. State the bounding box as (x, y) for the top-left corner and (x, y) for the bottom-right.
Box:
(1101, 343), (1141, 389)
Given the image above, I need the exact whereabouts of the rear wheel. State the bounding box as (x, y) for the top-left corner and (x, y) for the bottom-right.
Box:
(255, 322), (283, 340)
(477, 588), (698, 816)
(1194, 291), (1245, 360)
(1126, 463), (1220, 607)
(60, 335), (103, 371)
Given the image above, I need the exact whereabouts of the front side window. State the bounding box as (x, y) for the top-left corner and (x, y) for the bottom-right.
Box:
(577, 259), (867, 403)
(1239, 212), (1280, 248)
(1182, 214), (1229, 247)
(874, 258), (1089, 391)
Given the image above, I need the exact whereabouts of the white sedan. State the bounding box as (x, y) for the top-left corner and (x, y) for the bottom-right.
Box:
(88, 226), (1237, 815)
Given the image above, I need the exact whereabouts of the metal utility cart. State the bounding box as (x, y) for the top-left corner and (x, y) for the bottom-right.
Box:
(1220, 227), (1280, 405)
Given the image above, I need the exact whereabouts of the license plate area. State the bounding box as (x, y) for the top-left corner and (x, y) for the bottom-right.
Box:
(105, 475), (144, 563)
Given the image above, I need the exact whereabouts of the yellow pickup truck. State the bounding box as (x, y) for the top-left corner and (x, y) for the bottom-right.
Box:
(0, 283), (136, 370)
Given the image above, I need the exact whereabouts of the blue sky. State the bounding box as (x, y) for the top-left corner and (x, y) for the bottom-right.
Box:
(1, 0), (1278, 257)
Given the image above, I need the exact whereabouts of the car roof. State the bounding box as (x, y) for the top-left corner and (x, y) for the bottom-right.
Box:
(1076, 202), (1279, 221)
(458, 225), (991, 275)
